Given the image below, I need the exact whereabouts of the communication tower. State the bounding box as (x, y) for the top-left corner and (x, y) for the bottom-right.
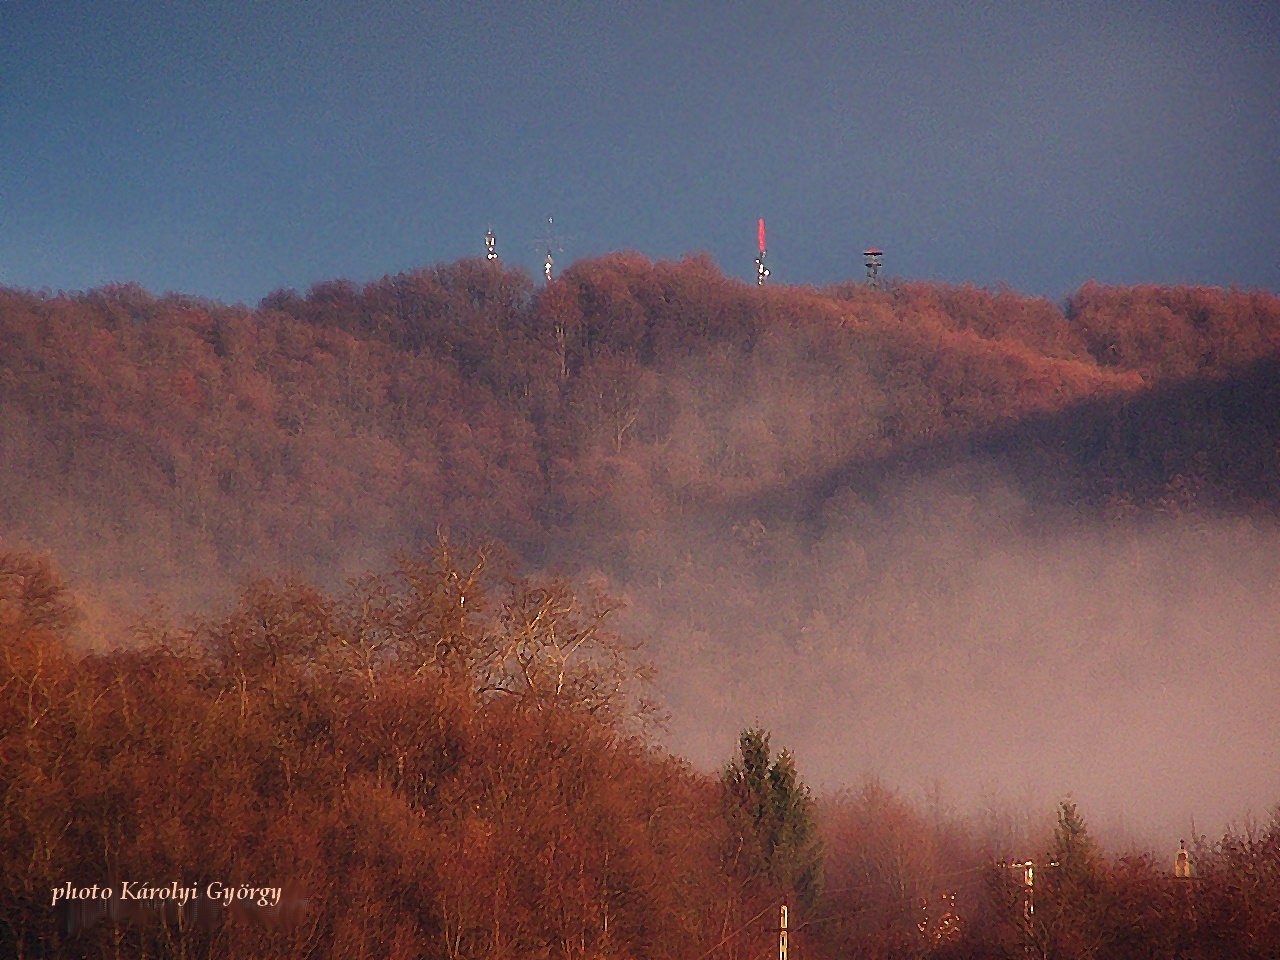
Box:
(756, 219), (770, 286)
(864, 248), (883, 284)
(531, 217), (569, 283)
(485, 226), (497, 261)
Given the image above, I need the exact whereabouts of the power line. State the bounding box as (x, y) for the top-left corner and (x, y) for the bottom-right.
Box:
(794, 864), (991, 933)
(690, 902), (777, 960)
(691, 862), (992, 960)
(816, 863), (989, 901)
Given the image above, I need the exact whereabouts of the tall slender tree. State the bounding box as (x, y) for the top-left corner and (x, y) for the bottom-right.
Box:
(722, 727), (823, 907)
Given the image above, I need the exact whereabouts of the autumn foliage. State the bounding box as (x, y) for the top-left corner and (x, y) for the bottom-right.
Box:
(4, 257), (1280, 957)
(6, 548), (1280, 958)
(0, 544), (783, 959)
(4, 258), (1279, 629)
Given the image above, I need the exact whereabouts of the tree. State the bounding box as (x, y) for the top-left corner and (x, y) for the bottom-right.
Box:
(721, 727), (823, 907)
(1018, 800), (1114, 960)
(484, 574), (655, 727)
(0, 553), (81, 960)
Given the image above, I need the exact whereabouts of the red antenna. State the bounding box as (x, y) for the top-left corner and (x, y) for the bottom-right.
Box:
(755, 219), (770, 285)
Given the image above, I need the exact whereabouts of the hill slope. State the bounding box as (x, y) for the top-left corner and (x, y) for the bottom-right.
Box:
(3, 256), (1280, 834)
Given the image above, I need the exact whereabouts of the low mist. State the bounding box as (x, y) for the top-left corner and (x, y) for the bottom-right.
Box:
(618, 466), (1280, 849)
(3, 261), (1279, 853)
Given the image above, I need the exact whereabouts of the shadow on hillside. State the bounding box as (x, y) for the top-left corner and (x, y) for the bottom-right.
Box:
(749, 354), (1280, 528)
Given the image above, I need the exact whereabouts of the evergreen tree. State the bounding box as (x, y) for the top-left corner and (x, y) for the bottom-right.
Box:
(1051, 800), (1100, 882)
(1035, 800), (1114, 958)
(722, 727), (823, 907)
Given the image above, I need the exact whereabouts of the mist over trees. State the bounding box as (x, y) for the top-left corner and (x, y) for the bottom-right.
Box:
(3, 255), (1280, 956)
(5, 545), (1280, 959)
(0, 546), (765, 959)
(4, 258), (1277, 635)
(4, 257), (1277, 611)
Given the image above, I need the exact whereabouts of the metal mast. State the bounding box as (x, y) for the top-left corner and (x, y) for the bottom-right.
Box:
(756, 219), (770, 285)
(531, 217), (568, 283)
(485, 226), (497, 261)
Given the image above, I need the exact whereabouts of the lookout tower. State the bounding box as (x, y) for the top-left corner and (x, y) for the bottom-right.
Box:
(864, 248), (883, 283)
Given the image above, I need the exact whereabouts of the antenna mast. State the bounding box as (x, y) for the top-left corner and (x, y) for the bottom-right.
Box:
(531, 217), (569, 283)
(485, 226), (497, 261)
(756, 219), (770, 285)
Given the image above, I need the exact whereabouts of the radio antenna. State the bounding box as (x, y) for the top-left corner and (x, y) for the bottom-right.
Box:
(756, 219), (770, 286)
(530, 217), (572, 283)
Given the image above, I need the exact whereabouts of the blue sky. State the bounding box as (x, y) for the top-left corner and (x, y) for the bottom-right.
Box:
(2, 0), (1277, 303)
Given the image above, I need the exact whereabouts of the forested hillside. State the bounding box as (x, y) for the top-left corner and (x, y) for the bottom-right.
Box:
(4, 257), (1280, 957)
(4, 256), (1277, 623)
(4, 258), (1280, 772)
(5, 541), (1280, 960)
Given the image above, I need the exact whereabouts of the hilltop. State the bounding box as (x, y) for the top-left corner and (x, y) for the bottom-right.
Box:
(5, 256), (1280, 957)
(5, 256), (1280, 796)
(3, 256), (1277, 614)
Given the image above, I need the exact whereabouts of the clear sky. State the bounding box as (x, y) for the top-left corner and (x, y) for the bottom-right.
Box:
(2, 0), (1277, 304)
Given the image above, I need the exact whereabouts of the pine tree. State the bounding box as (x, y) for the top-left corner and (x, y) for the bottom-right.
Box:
(722, 727), (823, 906)
(1037, 800), (1112, 958)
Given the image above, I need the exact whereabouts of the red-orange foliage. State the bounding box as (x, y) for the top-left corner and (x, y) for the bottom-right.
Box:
(0, 545), (773, 960)
(4, 260), (1278, 634)
(6, 547), (1280, 959)
(5, 260), (1280, 957)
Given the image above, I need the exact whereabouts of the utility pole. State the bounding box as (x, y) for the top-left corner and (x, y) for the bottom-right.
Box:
(778, 903), (788, 960)
(1019, 861), (1034, 919)
(1001, 857), (1056, 919)
(1000, 857), (1059, 959)
(1175, 840), (1191, 879)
